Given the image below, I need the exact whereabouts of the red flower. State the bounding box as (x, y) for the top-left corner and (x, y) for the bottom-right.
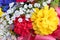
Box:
(16, 0), (27, 2)
(14, 16), (33, 36)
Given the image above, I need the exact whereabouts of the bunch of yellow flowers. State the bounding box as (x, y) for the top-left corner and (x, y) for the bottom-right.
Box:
(31, 6), (59, 35)
(0, 8), (4, 17)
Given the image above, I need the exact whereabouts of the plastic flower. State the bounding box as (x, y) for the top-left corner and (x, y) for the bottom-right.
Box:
(0, 8), (4, 17)
(14, 16), (33, 36)
(31, 6), (59, 35)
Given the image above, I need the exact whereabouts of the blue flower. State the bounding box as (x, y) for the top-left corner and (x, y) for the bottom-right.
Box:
(0, 0), (16, 12)
(4, 0), (16, 5)
(2, 5), (9, 12)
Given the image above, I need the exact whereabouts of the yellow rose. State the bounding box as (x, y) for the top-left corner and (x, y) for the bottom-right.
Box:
(0, 8), (4, 17)
(31, 6), (59, 35)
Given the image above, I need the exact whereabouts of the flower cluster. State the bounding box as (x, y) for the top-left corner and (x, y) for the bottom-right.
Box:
(31, 6), (59, 35)
(14, 16), (32, 36)
(0, 0), (60, 40)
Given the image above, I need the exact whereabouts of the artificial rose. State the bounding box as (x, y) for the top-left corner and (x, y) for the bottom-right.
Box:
(14, 16), (32, 36)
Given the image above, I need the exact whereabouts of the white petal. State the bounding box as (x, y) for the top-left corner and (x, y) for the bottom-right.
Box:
(42, 2), (47, 6)
(24, 4), (28, 9)
(25, 18), (29, 21)
(0, 18), (4, 23)
(25, 14), (31, 18)
(5, 15), (10, 21)
(28, 4), (33, 8)
(0, 24), (4, 29)
(9, 2), (14, 8)
(19, 10), (24, 15)
(20, 2), (24, 4)
(8, 20), (13, 24)
(18, 18), (23, 22)
(2, 20), (7, 26)
(46, 0), (51, 4)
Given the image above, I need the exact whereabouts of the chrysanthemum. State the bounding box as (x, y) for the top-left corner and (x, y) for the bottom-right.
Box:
(31, 6), (59, 35)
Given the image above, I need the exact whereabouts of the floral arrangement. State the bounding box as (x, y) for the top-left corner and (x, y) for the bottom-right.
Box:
(0, 0), (60, 40)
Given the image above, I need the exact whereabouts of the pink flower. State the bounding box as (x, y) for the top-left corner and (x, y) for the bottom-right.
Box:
(35, 35), (56, 40)
(56, 7), (60, 18)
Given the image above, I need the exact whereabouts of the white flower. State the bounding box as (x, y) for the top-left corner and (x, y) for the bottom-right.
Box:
(5, 25), (9, 29)
(9, 2), (14, 8)
(0, 24), (4, 29)
(42, 2), (47, 6)
(0, 31), (4, 36)
(28, 4), (33, 8)
(11, 16), (16, 20)
(46, 0), (51, 4)
(27, 0), (34, 2)
(25, 18), (29, 21)
(34, 3), (40, 8)
(18, 18), (23, 22)
(8, 20), (13, 24)
(24, 4), (28, 9)
(26, 9), (30, 13)
(5, 15), (10, 21)
(2, 20), (7, 26)
(7, 9), (12, 14)
(0, 18), (4, 23)
(25, 14), (31, 18)
(6, 32), (11, 37)
(14, 10), (20, 17)
(30, 9), (34, 13)
(20, 2), (24, 4)
(19, 10), (24, 15)
(2, 37), (6, 40)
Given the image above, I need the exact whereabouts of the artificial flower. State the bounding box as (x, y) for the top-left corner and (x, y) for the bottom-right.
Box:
(56, 7), (60, 18)
(31, 6), (59, 35)
(35, 35), (56, 40)
(0, 8), (4, 17)
(16, 0), (27, 2)
(34, 3), (40, 8)
(46, 0), (51, 4)
(42, 2), (47, 6)
(14, 16), (33, 36)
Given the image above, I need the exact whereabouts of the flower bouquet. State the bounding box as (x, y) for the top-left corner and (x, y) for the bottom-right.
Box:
(0, 0), (60, 40)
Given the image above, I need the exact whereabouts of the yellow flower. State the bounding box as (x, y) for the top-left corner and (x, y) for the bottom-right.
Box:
(31, 6), (59, 35)
(0, 8), (4, 17)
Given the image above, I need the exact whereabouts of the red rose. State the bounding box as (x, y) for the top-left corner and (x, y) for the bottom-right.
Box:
(14, 16), (33, 36)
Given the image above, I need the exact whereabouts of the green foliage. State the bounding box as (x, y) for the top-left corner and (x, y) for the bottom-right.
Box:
(50, 0), (59, 7)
